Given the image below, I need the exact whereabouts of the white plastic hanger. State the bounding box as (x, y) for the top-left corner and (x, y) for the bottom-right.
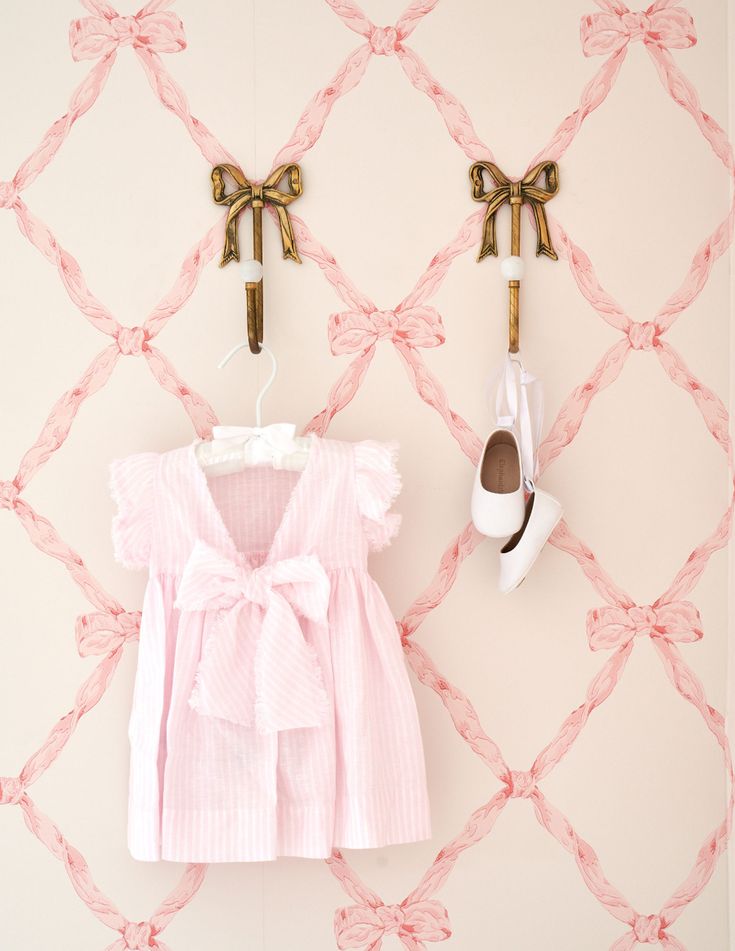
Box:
(194, 325), (310, 474)
(218, 338), (278, 428)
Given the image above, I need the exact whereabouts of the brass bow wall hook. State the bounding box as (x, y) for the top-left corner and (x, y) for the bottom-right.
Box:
(469, 160), (559, 353)
(212, 163), (303, 354)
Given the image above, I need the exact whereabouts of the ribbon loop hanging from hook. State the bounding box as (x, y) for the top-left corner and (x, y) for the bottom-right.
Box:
(489, 353), (545, 490)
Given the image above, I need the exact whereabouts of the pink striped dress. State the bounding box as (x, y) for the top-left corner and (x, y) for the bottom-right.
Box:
(109, 433), (431, 861)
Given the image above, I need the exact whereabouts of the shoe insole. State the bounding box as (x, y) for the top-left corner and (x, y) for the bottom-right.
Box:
(481, 442), (520, 493)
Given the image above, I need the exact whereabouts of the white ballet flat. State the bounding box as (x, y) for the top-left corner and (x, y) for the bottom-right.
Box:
(498, 488), (563, 593)
(471, 427), (526, 538)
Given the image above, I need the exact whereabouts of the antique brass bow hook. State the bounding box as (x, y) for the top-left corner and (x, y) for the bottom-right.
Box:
(469, 160), (559, 353)
(212, 163), (303, 354)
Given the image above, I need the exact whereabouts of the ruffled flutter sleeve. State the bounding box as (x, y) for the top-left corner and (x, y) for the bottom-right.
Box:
(353, 439), (402, 551)
(109, 451), (159, 570)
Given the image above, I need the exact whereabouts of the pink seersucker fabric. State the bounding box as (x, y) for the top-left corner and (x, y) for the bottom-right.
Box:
(109, 433), (431, 862)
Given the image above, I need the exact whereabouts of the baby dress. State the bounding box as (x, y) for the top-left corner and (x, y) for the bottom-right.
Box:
(109, 428), (432, 862)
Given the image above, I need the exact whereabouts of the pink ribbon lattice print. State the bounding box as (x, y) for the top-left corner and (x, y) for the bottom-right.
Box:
(1, 0), (734, 948)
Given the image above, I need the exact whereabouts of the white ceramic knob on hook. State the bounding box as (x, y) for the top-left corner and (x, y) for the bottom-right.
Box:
(240, 258), (263, 283)
(500, 256), (524, 281)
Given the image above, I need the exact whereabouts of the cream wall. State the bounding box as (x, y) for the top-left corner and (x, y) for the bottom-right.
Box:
(0, 1), (732, 949)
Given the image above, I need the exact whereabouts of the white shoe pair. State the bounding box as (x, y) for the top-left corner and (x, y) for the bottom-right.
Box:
(471, 427), (562, 592)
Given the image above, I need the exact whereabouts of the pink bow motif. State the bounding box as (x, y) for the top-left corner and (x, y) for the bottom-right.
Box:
(69, 2), (186, 62)
(0, 776), (25, 806)
(329, 307), (445, 355)
(610, 911), (678, 947)
(335, 899), (451, 949)
(586, 600), (703, 651)
(632, 913), (665, 943)
(121, 921), (157, 950)
(75, 609), (141, 656)
(581, 4), (696, 57)
(174, 539), (330, 733)
(369, 26), (401, 56)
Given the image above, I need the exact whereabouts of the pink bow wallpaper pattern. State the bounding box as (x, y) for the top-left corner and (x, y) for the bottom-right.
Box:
(0, 0), (733, 948)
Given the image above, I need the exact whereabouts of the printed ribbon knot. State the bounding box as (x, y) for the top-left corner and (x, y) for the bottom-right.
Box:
(623, 11), (653, 41)
(69, 6), (187, 61)
(335, 899), (451, 948)
(174, 539), (330, 733)
(508, 770), (536, 799)
(329, 306), (445, 355)
(212, 163), (302, 267)
(633, 914), (664, 943)
(581, 4), (696, 57)
(116, 325), (149, 356)
(369, 26), (400, 55)
(586, 600), (703, 651)
(75, 609), (141, 657)
(122, 921), (155, 950)
(0, 777), (24, 805)
(0, 480), (20, 510)
(470, 161), (559, 260)
(628, 320), (659, 351)
(0, 182), (18, 210)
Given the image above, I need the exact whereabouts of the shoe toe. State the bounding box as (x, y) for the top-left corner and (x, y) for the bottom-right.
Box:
(498, 490), (563, 592)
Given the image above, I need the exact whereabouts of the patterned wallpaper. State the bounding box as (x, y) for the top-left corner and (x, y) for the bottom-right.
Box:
(0, 1), (732, 949)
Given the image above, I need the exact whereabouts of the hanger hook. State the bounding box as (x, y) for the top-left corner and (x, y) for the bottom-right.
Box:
(217, 341), (278, 427)
(254, 344), (277, 427)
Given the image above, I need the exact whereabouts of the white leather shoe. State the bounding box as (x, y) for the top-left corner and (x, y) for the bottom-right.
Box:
(498, 489), (563, 593)
(471, 428), (526, 537)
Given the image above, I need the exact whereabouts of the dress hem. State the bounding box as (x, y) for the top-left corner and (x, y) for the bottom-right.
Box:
(128, 805), (432, 863)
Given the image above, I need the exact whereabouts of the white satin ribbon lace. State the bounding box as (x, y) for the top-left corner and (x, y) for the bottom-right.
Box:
(488, 353), (544, 491)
